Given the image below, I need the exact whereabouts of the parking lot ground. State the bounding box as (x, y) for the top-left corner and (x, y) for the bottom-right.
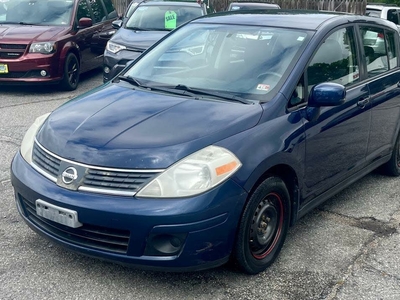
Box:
(0, 70), (399, 299)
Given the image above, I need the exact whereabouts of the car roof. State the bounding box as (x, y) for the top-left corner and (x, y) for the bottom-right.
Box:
(193, 10), (398, 31)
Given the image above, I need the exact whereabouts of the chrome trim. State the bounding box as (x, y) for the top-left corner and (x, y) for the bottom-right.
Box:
(31, 162), (57, 183)
(79, 186), (136, 197)
(34, 138), (165, 173)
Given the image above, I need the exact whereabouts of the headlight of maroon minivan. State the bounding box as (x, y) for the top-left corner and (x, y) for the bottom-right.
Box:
(29, 42), (57, 54)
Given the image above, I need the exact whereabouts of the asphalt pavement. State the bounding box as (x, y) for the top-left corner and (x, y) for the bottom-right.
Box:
(0, 69), (399, 299)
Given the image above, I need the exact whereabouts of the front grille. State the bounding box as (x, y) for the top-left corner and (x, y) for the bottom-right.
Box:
(32, 142), (61, 178)
(31, 140), (163, 196)
(0, 44), (27, 59)
(19, 194), (130, 254)
(0, 44), (27, 49)
(82, 169), (158, 193)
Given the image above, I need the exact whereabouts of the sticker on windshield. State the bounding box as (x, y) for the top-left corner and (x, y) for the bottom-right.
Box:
(137, 6), (148, 11)
(257, 84), (270, 91)
(165, 11), (177, 29)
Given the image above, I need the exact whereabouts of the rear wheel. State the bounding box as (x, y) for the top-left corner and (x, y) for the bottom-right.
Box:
(61, 53), (80, 91)
(382, 131), (400, 176)
(234, 176), (290, 274)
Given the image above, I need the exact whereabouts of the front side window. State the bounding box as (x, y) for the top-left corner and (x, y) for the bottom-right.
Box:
(307, 27), (359, 90)
(0, 0), (73, 25)
(359, 26), (389, 77)
(124, 24), (310, 101)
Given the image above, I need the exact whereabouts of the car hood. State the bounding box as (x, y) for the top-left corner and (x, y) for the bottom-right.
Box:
(0, 24), (68, 43)
(111, 27), (169, 50)
(37, 84), (262, 169)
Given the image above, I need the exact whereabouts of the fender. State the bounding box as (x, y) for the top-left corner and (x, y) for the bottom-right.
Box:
(57, 41), (81, 76)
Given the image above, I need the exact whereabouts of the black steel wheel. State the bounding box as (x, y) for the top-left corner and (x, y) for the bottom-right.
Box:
(382, 130), (400, 176)
(61, 53), (80, 91)
(234, 176), (290, 274)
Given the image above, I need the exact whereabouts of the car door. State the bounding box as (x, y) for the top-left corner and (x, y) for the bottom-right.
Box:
(359, 26), (400, 162)
(75, 0), (100, 72)
(75, 0), (109, 73)
(301, 26), (371, 202)
(89, 0), (117, 54)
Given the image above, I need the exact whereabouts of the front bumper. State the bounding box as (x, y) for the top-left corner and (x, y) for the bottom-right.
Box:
(103, 49), (142, 82)
(11, 151), (248, 271)
(0, 53), (62, 83)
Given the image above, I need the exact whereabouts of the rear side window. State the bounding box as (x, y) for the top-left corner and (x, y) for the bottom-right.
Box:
(89, 0), (106, 23)
(102, 0), (117, 19)
(387, 9), (399, 24)
(359, 26), (392, 77)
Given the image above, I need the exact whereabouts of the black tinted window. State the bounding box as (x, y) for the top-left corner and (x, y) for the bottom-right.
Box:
(388, 9), (399, 24)
(77, 0), (92, 20)
(102, 0), (117, 19)
(89, 0), (106, 23)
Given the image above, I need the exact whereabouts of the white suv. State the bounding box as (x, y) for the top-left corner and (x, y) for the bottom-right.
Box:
(366, 4), (400, 26)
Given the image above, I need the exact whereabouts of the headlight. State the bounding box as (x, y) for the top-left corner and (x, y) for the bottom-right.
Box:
(20, 113), (51, 164)
(106, 41), (126, 54)
(29, 42), (57, 54)
(137, 146), (242, 198)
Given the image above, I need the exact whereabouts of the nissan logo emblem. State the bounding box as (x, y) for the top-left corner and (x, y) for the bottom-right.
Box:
(61, 167), (78, 184)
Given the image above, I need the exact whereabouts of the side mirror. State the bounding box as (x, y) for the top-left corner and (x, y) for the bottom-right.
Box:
(112, 19), (123, 29)
(306, 82), (345, 122)
(308, 82), (345, 107)
(78, 17), (92, 28)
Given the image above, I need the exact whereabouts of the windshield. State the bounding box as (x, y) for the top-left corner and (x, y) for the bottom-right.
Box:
(0, 0), (73, 25)
(126, 5), (203, 31)
(124, 23), (310, 101)
(366, 9), (382, 18)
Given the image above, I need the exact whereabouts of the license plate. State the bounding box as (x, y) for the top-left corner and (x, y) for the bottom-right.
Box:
(35, 199), (82, 228)
(0, 64), (8, 74)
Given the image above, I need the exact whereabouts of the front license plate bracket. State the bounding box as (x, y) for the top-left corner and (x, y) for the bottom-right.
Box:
(0, 64), (8, 74)
(35, 199), (83, 228)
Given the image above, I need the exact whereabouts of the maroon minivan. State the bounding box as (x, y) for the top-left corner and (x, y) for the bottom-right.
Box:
(0, 0), (117, 90)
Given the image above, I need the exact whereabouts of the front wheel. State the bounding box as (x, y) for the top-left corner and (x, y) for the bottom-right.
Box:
(60, 53), (80, 91)
(233, 176), (290, 274)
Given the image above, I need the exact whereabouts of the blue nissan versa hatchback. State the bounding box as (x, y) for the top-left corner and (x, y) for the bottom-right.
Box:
(11, 11), (400, 274)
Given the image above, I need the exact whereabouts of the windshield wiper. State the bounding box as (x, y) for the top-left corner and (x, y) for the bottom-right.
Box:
(0, 21), (39, 25)
(115, 77), (193, 97)
(147, 85), (195, 97)
(115, 75), (143, 87)
(145, 28), (171, 31)
(126, 26), (149, 31)
(174, 84), (252, 104)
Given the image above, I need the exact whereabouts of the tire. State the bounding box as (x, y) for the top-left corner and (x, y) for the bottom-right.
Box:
(61, 53), (80, 91)
(234, 176), (291, 274)
(382, 131), (400, 176)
